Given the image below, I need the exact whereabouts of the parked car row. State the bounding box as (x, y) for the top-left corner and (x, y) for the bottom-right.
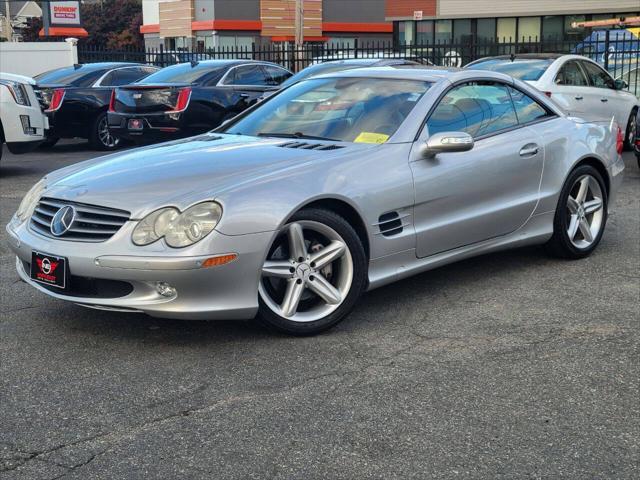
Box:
(2, 52), (639, 167)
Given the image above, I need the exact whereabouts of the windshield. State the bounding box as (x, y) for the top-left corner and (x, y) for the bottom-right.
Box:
(34, 67), (106, 87)
(280, 62), (373, 88)
(225, 77), (432, 143)
(138, 62), (227, 84)
(466, 59), (554, 81)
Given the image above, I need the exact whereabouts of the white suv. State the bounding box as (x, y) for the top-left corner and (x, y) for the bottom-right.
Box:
(0, 72), (48, 162)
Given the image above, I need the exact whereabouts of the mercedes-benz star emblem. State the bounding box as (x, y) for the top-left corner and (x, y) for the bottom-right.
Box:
(50, 205), (76, 236)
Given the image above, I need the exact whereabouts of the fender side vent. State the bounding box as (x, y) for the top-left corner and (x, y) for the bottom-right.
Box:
(278, 141), (344, 151)
(378, 211), (403, 237)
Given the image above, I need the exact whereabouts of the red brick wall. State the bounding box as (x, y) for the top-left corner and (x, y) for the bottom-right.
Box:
(385, 0), (437, 18)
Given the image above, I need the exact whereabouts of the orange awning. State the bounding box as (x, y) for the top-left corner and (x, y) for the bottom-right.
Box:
(39, 27), (89, 37)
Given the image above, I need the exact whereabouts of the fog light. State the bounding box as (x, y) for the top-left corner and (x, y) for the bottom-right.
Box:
(156, 282), (177, 298)
(20, 115), (37, 135)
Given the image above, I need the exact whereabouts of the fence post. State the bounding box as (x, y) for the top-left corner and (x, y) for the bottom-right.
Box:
(159, 44), (165, 68)
(603, 30), (610, 71)
(354, 38), (358, 59)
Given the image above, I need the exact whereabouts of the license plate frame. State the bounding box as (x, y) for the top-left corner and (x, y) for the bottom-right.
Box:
(30, 251), (67, 289)
(128, 118), (144, 131)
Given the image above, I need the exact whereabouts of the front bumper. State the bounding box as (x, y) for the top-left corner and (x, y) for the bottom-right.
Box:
(1, 99), (48, 144)
(107, 112), (187, 143)
(6, 219), (274, 320)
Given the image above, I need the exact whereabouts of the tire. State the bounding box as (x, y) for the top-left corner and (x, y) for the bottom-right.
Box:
(39, 137), (59, 149)
(89, 112), (121, 151)
(257, 208), (367, 335)
(546, 165), (608, 259)
(624, 109), (637, 151)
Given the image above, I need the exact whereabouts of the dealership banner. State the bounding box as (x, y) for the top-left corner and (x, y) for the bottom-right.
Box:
(49, 1), (82, 27)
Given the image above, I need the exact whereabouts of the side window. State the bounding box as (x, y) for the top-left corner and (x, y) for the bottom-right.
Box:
(508, 87), (551, 124)
(580, 61), (615, 89)
(426, 82), (519, 138)
(98, 71), (115, 86)
(229, 65), (269, 86)
(263, 66), (292, 85)
(555, 61), (589, 86)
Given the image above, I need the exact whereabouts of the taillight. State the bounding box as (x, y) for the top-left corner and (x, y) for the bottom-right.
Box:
(171, 87), (191, 113)
(616, 126), (624, 155)
(543, 91), (552, 98)
(45, 89), (65, 112)
(108, 89), (116, 112)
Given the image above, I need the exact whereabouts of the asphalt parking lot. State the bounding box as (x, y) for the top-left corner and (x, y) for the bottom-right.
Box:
(1, 141), (638, 479)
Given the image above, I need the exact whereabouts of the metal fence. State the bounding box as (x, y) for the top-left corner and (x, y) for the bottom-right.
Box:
(79, 32), (640, 95)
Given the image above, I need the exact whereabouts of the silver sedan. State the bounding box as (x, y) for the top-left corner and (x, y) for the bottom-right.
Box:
(6, 68), (625, 335)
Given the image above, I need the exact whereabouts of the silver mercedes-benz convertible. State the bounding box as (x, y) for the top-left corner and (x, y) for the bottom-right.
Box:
(7, 68), (625, 335)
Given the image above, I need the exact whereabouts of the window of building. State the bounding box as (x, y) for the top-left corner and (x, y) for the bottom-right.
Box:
(398, 21), (414, 45)
(476, 18), (496, 42)
(518, 17), (541, 41)
(542, 16), (563, 41)
(453, 19), (472, 43)
(564, 15), (586, 41)
(435, 20), (452, 43)
(497, 17), (516, 42)
(416, 20), (434, 45)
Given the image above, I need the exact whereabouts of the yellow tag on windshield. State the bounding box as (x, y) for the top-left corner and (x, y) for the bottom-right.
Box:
(354, 132), (390, 144)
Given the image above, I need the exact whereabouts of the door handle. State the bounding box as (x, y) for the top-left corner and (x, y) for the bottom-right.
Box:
(574, 96), (583, 100)
(600, 98), (608, 102)
(519, 144), (539, 157)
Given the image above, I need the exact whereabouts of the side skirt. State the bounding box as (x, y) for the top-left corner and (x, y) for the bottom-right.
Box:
(366, 211), (554, 291)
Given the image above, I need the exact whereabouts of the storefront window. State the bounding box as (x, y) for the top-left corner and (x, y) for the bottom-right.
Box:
(519, 17), (541, 41)
(497, 17), (516, 42)
(477, 18), (496, 42)
(398, 21), (414, 45)
(453, 19), (472, 43)
(416, 20), (434, 45)
(435, 20), (452, 43)
(542, 16), (563, 41)
(564, 15), (586, 41)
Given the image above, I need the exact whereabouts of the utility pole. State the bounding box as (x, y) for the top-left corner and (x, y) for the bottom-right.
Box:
(42, 0), (51, 37)
(293, 0), (304, 72)
(3, 0), (12, 41)
(294, 0), (303, 47)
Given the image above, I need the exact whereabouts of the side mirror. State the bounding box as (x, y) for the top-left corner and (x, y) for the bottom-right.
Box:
(614, 79), (628, 91)
(421, 132), (474, 158)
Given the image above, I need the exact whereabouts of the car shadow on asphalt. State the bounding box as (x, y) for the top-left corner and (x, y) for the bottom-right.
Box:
(48, 245), (551, 344)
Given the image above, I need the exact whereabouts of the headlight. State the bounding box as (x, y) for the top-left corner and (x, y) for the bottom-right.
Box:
(15, 178), (46, 223)
(132, 201), (222, 248)
(0, 80), (31, 106)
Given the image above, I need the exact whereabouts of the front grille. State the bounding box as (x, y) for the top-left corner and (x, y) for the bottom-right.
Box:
(278, 141), (344, 151)
(30, 197), (130, 242)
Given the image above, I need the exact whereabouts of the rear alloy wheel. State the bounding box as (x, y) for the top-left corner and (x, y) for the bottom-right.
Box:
(546, 165), (607, 259)
(257, 209), (367, 335)
(625, 110), (637, 151)
(89, 112), (120, 151)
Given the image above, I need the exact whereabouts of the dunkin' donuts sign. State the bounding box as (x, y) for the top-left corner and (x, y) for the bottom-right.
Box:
(49, 1), (82, 26)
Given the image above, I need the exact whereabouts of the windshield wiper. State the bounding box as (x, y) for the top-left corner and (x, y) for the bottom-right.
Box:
(257, 132), (338, 142)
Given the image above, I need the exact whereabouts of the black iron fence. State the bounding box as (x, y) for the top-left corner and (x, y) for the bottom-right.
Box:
(78, 32), (640, 95)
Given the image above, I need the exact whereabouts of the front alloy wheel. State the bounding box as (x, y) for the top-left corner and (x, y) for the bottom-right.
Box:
(258, 209), (367, 335)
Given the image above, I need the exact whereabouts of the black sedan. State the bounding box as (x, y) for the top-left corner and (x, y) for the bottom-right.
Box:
(107, 60), (292, 143)
(35, 63), (158, 150)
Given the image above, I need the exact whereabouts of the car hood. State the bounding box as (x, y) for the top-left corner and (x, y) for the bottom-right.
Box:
(42, 134), (361, 218)
(0, 72), (36, 85)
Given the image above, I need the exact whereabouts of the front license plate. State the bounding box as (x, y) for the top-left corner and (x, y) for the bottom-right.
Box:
(30, 252), (67, 289)
(128, 118), (144, 131)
